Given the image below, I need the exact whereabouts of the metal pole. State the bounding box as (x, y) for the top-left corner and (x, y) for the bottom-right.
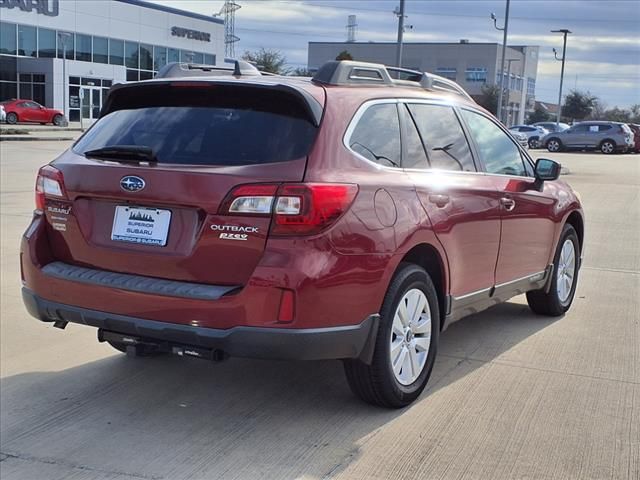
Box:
(496, 0), (510, 123)
(62, 42), (67, 121)
(556, 31), (569, 127)
(395, 0), (405, 67)
(504, 60), (512, 126)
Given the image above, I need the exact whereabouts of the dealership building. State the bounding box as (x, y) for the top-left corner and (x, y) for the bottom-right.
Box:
(0, 0), (225, 122)
(308, 41), (539, 125)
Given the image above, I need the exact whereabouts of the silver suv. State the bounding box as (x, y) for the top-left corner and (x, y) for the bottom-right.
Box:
(509, 124), (549, 149)
(543, 121), (634, 154)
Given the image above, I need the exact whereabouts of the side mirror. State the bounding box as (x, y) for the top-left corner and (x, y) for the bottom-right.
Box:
(535, 158), (561, 182)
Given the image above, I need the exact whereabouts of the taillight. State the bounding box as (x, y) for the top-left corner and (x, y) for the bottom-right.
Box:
(35, 165), (66, 212)
(220, 183), (358, 236)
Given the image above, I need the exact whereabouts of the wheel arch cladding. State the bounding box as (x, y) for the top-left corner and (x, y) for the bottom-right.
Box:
(399, 243), (447, 330)
(566, 211), (584, 254)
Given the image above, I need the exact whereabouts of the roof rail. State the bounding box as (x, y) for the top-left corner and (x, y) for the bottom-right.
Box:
(155, 60), (262, 79)
(312, 60), (473, 102)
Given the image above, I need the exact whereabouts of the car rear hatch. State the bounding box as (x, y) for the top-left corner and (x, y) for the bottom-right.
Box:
(40, 80), (324, 286)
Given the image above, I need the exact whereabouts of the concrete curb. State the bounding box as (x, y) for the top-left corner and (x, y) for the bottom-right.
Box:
(0, 136), (76, 142)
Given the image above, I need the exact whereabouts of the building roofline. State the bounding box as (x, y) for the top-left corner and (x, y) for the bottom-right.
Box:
(114, 0), (224, 24)
(308, 41), (537, 48)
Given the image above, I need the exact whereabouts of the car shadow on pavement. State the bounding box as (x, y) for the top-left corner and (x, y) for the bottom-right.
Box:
(0, 301), (560, 480)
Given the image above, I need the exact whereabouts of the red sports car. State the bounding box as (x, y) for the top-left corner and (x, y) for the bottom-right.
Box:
(1, 99), (65, 126)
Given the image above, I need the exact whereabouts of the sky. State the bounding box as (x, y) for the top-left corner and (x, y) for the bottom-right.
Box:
(152, 0), (640, 108)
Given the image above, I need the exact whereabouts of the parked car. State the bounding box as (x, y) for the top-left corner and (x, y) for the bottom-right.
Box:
(509, 124), (549, 148)
(0, 104), (6, 123)
(21, 60), (585, 408)
(627, 124), (640, 153)
(542, 121), (634, 154)
(1, 99), (65, 126)
(533, 121), (570, 133)
(511, 130), (530, 149)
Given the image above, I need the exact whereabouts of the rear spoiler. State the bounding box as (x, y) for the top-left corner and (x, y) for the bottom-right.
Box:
(101, 79), (324, 128)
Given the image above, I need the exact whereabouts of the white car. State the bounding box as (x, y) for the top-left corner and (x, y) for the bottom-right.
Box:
(0, 105), (6, 123)
(509, 124), (550, 149)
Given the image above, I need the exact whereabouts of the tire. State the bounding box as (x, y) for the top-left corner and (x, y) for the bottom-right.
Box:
(343, 263), (439, 408)
(546, 138), (562, 152)
(600, 140), (616, 154)
(527, 224), (580, 316)
(6, 112), (18, 124)
(52, 114), (64, 127)
(528, 137), (539, 149)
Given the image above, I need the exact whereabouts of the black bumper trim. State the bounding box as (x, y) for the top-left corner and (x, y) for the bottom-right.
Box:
(41, 261), (238, 301)
(22, 288), (380, 362)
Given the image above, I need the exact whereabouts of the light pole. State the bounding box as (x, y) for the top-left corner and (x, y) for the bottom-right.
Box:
(394, 0), (406, 67)
(503, 58), (519, 126)
(552, 29), (571, 128)
(491, 0), (510, 123)
(58, 32), (72, 121)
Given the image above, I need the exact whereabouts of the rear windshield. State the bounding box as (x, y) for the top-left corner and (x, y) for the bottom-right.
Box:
(73, 84), (318, 166)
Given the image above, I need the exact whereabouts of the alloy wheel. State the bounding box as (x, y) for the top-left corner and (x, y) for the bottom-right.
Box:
(389, 288), (431, 386)
(601, 142), (614, 154)
(548, 140), (560, 152)
(557, 239), (576, 304)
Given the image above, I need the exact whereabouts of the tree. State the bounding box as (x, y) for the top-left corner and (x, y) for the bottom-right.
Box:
(242, 48), (288, 74)
(562, 90), (598, 121)
(335, 50), (353, 61)
(602, 107), (631, 123)
(527, 104), (551, 124)
(477, 84), (500, 115)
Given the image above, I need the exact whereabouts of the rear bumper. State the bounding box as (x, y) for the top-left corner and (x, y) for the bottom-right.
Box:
(22, 288), (379, 362)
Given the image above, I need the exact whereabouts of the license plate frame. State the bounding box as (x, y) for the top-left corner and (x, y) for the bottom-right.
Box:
(111, 206), (171, 247)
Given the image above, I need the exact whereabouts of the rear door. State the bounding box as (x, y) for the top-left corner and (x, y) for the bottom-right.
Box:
(403, 102), (502, 298)
(564, 124), (589, 147)
(47, 81), (323, 286)
(458, 108), (557, 285)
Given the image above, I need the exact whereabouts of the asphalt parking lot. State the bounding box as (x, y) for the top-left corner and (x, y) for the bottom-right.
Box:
(1, 141), (638, 480)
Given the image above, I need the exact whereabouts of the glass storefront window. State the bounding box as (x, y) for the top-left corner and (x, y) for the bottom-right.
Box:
(18, 25), (37, 57)
(93, 36), (108, 64)
(139, 43), (153, 70)
(38, 28), (57, 58)
(126, 69), (138, 82)
(76, 34), (92, 62)
(180, 50), (195, 63)
(57, 32), (75, 60)
(0, 22), (17, 55)
(153, 46), (167, 71)
(192, 52), (204, 64)
(204, 54), (215, 65)
(168, 48), (179, 63)
(139, 71), (153, 80)
(109, 39), (124, 65)
(125, 41), (139, 68)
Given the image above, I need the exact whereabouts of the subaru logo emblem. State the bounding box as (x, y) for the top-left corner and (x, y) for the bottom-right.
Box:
(120, 176), (145, 192)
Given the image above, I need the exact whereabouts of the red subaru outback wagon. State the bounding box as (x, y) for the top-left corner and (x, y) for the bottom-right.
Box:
(21, 61), (584, 408)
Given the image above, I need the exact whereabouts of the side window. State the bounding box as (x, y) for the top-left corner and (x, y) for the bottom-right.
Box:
(570, 125), (589, 133)
(460, 109), (527, 177)
(349, 103), (401, 167)
(407, 104), (476, 172)
(598, 125), (612, 132)
(399, 105), (428, 169)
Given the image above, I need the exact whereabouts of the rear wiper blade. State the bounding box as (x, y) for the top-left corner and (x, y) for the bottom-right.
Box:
(83, 145), (157, 163)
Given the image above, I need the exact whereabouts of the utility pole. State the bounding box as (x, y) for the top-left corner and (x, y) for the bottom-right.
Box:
(491, 0), (510, 123)
(552, 29), (571, 128)
(394, 0), (405, 67)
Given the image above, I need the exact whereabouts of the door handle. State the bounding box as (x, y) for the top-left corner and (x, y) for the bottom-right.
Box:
(428, 194), (450, 208)
(500, 197), (516, 211)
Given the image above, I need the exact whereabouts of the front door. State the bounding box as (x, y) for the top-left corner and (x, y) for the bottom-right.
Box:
(458, 108), (557, 285)
(81, 88), (101, 123)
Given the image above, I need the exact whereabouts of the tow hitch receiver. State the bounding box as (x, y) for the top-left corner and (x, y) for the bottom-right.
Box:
(97, 329), (227, 361)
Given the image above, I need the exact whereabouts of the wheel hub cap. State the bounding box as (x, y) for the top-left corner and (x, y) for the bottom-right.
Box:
(557, 239), (576, 304)
(390, 288), (431, 386)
